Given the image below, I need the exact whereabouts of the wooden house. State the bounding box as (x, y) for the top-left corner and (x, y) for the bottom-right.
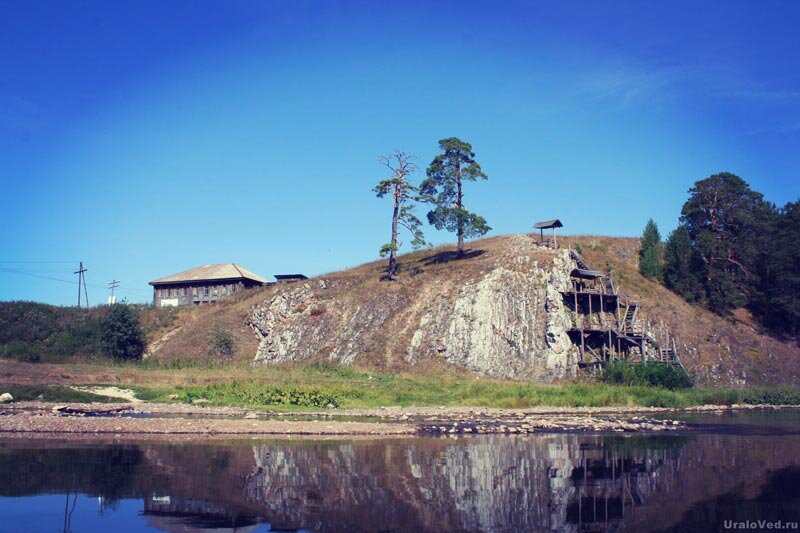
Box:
(149, 263), (267, 307)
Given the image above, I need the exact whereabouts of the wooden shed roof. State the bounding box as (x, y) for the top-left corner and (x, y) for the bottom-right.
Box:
(274, 274), (308, 281)
(571, 268), (604, 279)
(533, 219), (563, 229)
(149, 263), (267, 285)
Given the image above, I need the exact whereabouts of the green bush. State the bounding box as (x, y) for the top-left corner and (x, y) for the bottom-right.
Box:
(179, 381), (340, 408)
(602, 360), (693, 390)
(0, 341), (42, 363)
(101, 304), (147, 361)
(207, 326), (235, 360)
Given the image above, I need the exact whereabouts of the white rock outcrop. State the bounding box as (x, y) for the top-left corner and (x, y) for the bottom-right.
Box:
(248, 240), (579, 381)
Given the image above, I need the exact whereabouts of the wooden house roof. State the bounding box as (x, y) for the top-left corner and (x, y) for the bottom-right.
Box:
(533, 219), (563, 229)
(149, 263), (267, 285)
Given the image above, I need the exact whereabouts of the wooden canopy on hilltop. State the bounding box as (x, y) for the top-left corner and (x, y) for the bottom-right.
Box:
(533, 219), (563, 248)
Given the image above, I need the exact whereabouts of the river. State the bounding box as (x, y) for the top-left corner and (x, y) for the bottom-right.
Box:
(1, 410), (799, 532)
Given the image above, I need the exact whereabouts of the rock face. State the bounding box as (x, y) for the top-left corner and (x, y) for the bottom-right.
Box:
(248, 236), (579, 381)
(405, 250), (576, 380)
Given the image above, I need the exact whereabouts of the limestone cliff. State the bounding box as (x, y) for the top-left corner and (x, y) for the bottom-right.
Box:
(248, 235), (579, 380)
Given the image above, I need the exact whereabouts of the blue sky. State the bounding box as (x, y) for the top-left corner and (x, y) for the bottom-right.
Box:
(2, 1), (799, 305)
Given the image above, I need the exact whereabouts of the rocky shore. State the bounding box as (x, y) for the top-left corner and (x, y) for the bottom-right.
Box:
(2, 401), (787, 440)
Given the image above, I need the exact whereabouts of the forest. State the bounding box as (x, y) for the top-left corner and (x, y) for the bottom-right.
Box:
(638, 172), (799, 340)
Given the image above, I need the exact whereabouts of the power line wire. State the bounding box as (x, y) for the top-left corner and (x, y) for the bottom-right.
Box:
(0, 269), (152, 299)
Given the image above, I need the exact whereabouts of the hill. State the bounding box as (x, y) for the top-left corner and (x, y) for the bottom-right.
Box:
(146, 234), (800, 387)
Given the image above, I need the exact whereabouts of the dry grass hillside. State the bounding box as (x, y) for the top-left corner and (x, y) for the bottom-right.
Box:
(148, 234), (800, 386)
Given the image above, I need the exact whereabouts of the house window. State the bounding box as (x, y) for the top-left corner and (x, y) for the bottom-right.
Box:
(204, 287), (209, 295)
(213, 286), (218, 296)
(192, 287), (198, 296)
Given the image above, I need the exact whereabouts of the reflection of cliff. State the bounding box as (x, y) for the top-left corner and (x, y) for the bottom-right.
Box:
(243, 436), (689, 532)
(2, 430), (800, 533)
(245, 437), (579, 532)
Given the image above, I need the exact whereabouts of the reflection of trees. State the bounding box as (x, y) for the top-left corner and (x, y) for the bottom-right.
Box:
(62, 491), (77, 533)
(0, 446), (143, 505)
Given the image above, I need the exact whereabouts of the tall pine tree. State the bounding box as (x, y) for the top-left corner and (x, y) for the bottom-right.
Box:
(420, 137), (490, 257)
(680, 172), (769, 313)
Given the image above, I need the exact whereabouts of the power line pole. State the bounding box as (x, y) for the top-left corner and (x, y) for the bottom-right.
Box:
(108, 279), (120, 304)
(74, 262), (88, 308)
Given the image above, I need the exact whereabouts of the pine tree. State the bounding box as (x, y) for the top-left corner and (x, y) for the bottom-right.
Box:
(663, 226), (705, 304)
(374, 151), (426, 280)
(420, 137), (490, 257)
(680, 172), (768, 313)
(638, 219), (663, 279)
(759, 200), (800, 338)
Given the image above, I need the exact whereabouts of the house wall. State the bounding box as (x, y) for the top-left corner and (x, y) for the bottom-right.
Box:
(151, 279), (262, 307)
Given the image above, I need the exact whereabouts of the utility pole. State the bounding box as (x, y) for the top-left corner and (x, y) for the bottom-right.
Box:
(74, 262), (88, 308)
(108, 280), (120, 304)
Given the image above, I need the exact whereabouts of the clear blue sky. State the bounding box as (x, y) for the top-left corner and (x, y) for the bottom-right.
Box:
(2, 1), (799, 305)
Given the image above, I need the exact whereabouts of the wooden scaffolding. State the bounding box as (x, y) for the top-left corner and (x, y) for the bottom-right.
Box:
(561, 249), (685, 373)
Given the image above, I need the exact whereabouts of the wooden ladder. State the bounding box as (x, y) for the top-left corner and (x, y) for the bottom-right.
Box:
(622, 303), (639, 333)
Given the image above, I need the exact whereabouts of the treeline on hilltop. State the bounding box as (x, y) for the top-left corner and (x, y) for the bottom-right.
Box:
(638, 172), (800, 340)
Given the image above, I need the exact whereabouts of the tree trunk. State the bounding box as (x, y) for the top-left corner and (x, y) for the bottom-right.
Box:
(456, 171), (464, 257)
(388, 184), (400, 280)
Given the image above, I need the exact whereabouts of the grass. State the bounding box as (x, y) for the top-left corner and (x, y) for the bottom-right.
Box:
(11, 361), (785, 410)
(3, 384), (120, 403)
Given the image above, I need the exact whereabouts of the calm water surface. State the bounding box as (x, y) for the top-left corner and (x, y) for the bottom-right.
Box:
(1, 410), (799, 533)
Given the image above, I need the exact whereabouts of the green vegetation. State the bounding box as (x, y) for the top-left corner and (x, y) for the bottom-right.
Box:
(62, 363), (798, 410)
(638, 218), (663, 280)
(664, 173), (799, 339)
(178, 381), (340, 408)
(0, 301), (150, 363)
(3, 384), (120, 403)
(421, 137), (490, 257)
(663, 226), (705, 303)
(0, 301), (104, 362)
(374, 150), (427, 280)
(101, 303), (147, 361)
(601, 361), (693, 390)
(207, 325), (235, 361)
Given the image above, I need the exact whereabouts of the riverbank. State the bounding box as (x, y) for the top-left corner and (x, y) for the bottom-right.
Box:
(3, 400), (798, 440)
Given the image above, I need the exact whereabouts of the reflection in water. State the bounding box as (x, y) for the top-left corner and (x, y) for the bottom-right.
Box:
(1, 413), (799, 532)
